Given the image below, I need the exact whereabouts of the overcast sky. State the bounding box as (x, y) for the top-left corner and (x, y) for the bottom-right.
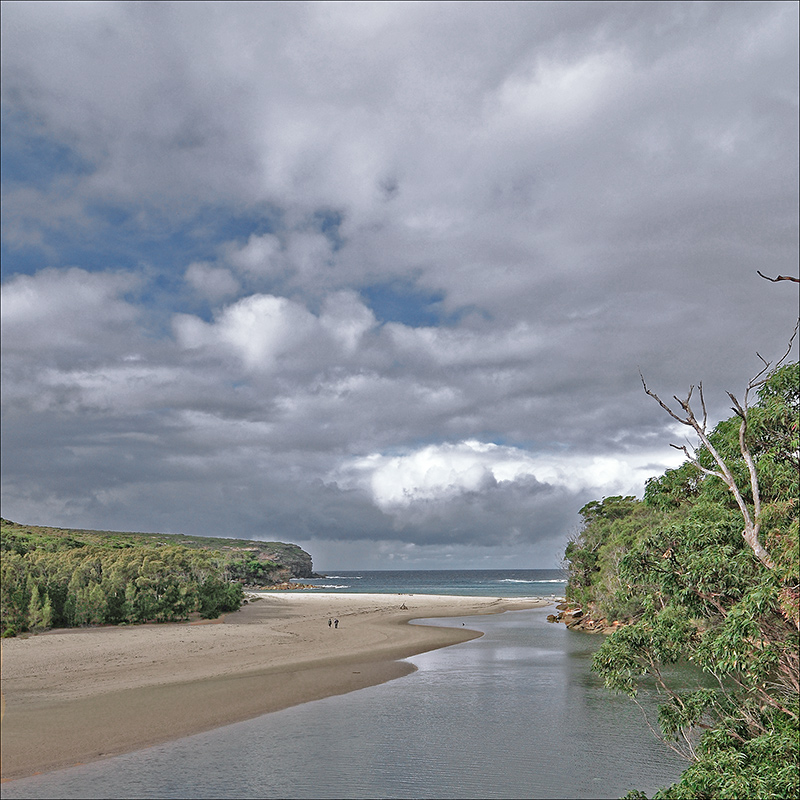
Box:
(1, 1), (797, 570)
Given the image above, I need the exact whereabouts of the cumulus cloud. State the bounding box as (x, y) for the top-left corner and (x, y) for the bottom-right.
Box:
(184, 262), (240, 301)
(173, 294), (318, 370)
(226, 235), (282, 277)
(172, 289), (379, 373)
(1, 268), (141, 356)
(337, 439), (683, 512)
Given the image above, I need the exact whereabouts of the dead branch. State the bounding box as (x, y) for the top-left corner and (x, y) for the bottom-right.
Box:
(757, 270), (800, 284)
(640, 324), (797, 572)
(640, 372), (775, 570)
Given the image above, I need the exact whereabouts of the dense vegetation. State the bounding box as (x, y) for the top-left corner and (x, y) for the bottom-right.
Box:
(0, 520), (314, 636)
(563, 362), (798, 799)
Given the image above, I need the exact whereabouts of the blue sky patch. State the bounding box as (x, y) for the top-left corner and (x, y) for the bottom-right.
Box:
(1, 109), (94, 188)
(361, 279), (446, 327)
(0, 199), (283, 284)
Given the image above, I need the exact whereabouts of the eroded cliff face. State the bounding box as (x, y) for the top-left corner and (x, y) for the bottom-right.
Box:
(210, 540), (316, 582)
(256, 543), (314, 578)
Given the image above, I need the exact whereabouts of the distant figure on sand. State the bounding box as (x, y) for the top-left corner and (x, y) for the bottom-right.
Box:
(328, 618), (332, 627)
(334, 619), (339, 628)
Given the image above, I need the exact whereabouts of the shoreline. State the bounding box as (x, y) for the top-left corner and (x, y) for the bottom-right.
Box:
(1, 593), (549, 781)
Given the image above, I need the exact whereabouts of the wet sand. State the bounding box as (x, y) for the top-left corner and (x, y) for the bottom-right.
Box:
(0, 592), (547, 781)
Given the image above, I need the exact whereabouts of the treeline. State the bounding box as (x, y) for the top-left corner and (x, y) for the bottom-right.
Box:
(563, 362), (798, 799)
(0, 523), (298, 636)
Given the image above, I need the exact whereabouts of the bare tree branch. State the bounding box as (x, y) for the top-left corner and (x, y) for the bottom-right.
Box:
(640, 371), (775, 570)
(757, 270), (800, 284)
(641, 321), (798, 572)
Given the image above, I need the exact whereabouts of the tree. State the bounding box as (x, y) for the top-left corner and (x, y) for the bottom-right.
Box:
(27, 584), (45, 630)
(639, 326), (798, 570)
(569, 355), (799, 799)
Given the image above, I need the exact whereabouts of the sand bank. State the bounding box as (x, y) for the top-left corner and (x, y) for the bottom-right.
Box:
(0, 592), (548, 781)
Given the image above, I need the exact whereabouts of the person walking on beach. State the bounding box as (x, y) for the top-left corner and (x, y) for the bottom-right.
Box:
(328, 618), (332, 627)
(334, 619), (339, 628)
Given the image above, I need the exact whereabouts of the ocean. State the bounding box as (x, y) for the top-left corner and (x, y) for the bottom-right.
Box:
(293, 568), (568, 597)
(2, 570), (687, 799)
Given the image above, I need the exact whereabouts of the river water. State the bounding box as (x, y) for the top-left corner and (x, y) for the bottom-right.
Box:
(3, 571), (687, 799)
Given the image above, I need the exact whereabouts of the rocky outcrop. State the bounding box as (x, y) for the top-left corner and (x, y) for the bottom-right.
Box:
(218, 542), (315, 579)
(546, 602), (623, 634)
(262, 544), (315, 578)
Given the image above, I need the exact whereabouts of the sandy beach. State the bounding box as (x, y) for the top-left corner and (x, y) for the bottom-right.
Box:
(0, 592), (547, 781)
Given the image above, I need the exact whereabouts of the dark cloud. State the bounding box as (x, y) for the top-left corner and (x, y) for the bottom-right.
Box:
(1, 1), (797, 568)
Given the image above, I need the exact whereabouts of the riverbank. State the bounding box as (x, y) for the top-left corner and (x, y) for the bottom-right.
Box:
(1, 592), (547, 781)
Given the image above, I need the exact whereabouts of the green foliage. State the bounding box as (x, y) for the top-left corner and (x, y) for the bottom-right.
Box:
(198, 577), (244, 619)
(0, 519), (311, 636)
(566, 495), (663, 620)
(0, 519), (314, 577)
(224, 555), (283, 585)
(644, 462), (702, 512)
(1, 541), (224, 633)
(563, 362), (799, 799)
(652, 709), (799, 799)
